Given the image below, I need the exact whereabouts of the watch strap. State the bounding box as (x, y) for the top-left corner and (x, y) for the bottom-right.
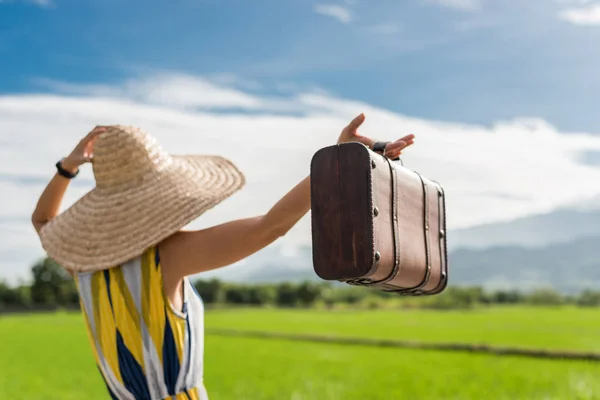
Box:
(56, 159), (79, 179)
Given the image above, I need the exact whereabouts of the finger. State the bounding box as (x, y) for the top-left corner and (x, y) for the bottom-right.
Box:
(345, 113), (366, 134)
(386, 140), (409, 152)
(385, 150), (402, 159)
(91, 126), (108, 136)
(385, 146), (410, 159)
(85, 126), (107, 140)
(88, 126), (106, 135)
(87, 136), (100, 146)
(389, 134), (414, 146)
(388, 137), (414, 151)
(388, 145), (405, 157)
(83, 138), (99, 156)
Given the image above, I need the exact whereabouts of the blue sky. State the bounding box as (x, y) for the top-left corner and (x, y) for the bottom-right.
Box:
(2, 0), (600, 283)
(2, 0), (599, 131)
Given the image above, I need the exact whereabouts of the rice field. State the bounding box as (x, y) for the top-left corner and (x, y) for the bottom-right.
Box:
(0, 307), (599, 399)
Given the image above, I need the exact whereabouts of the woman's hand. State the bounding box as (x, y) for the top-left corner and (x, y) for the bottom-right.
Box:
(61, 126), (107, 173)
(337, 113), (415, 159)
(32, 125), (107, 235)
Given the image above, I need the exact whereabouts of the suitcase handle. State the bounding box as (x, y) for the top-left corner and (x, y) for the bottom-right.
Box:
(372, 141), (403, 165)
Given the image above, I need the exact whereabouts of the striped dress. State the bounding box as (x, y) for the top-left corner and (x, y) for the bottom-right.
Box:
(74, 246), (208, 400)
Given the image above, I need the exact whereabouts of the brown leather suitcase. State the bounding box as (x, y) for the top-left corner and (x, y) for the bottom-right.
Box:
(310, 141), (448, 296)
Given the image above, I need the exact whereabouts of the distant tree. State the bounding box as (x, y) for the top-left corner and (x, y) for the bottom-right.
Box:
(296, 281), (322, 307)
(316, 285), (368, 307)
(194, 279), (225, 304)
(424, 294), (459, 310)
(276, 283), (298, 307)
(224, 285), (250, 304)
(246, 285), (276, 306)
(65, 284), (80, 306)
(0, 282), (32, 308)
(30, 257), (75, 306)
(12, 285), (33, 308)
(525, 288), (565, 306)
(576, 290), (600, 307)
(465, 286), (488, 304)
(419, 286), (489, 310)
(0, 282), (10, 307)
(488, 290), (524, 304)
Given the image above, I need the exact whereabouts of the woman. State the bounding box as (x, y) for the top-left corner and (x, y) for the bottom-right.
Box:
(31, 114), (414, 400)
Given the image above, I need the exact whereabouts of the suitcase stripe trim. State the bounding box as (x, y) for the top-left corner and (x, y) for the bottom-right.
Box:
(355, 155), (402, 287)
(387, 171), (434, 295)
(411, 173), (434, 293)
(396, 181), (448, 295)
(390, 157), (402, 284)
(430, 182), (449, 294)
(411, 181), (448, 295)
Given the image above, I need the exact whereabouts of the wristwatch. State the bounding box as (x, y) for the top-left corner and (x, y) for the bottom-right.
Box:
(56, 159), (80, 179)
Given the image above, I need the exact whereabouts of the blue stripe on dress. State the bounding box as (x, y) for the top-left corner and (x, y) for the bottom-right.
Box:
(186, 312), (192, 374)
(162, 306), (181, 395)
(155, 247), (161, 270)
(103, 270), (114, 315)
(116, 329), (151, 399)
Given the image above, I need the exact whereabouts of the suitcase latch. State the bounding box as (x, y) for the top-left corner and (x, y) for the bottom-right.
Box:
(346, 278), (374, 286)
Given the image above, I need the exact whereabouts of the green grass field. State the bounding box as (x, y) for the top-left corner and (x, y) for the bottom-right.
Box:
(206, 306), (600, 352)
(1, 307), (599, 399)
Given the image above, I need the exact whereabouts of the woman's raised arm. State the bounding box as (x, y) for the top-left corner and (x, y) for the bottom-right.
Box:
(32, 127), (106, 233)
(160, 114), (415, 282)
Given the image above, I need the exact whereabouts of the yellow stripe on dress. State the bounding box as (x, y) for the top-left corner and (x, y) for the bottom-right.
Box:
(141, 246), (167, 365)
(109, 266), (145, 369)
(165, 387), (200, 400)
(187, 387), (201, 400)
(91, 271), (123, 384)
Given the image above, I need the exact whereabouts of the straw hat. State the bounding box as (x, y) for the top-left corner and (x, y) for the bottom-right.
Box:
(39, 125), (245, 272)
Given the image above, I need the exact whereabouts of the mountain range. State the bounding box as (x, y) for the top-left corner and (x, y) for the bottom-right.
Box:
(448, 208), (600, 250)
(200, 206), (600, 294)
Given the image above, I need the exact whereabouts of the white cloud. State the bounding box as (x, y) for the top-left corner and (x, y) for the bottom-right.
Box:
(314, 4), (353, 24)
(2, 73), (600, 283)
(32, 74), (265, 110)
(559, 3), (600, 25)
(425, 0), (481, 11)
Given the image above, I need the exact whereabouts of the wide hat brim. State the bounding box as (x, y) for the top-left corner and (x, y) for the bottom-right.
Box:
(39, 154), (245, 272)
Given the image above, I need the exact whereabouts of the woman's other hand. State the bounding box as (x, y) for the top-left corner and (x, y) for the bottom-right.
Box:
(61, 126), (107, 173)
(337, 113), (415, 159)
(32, 126), (107, 236)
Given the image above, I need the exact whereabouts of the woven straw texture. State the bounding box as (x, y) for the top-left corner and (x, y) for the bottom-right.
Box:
(39, 125), (245, 272)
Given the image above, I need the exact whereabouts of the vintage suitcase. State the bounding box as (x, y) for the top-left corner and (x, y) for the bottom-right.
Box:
(310, 141), (448, 296)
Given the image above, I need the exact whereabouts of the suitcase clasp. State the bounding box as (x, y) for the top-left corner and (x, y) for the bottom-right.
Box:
(346, 278), (374, 287)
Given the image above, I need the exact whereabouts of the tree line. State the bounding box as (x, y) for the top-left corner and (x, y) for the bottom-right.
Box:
(2, 257), (600, 312)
